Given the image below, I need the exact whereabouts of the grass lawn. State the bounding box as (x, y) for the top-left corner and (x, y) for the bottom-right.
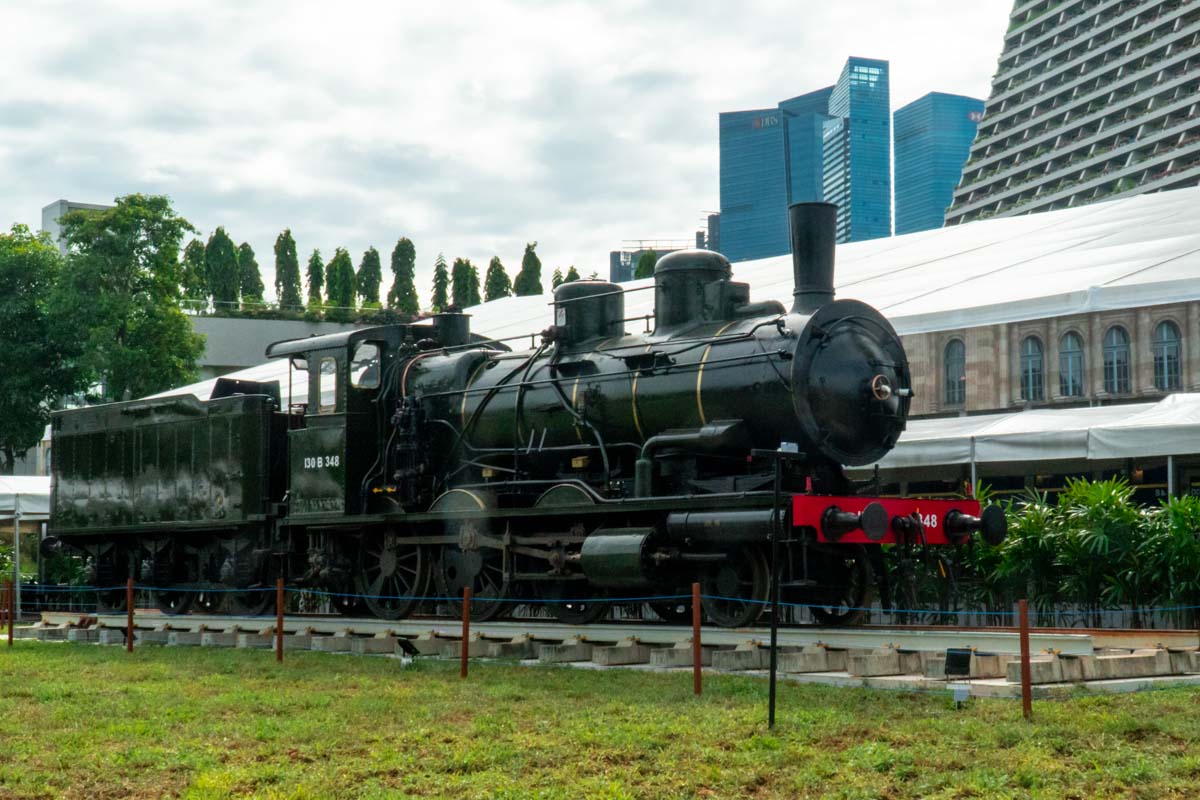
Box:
(0, 643), (1198, 798)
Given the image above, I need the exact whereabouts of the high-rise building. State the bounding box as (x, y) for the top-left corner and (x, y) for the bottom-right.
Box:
(894, 93), (985, 235)
(41, 199), (114, 254)
(946, 0), (1200, 226)
(719, 57), (891, 261)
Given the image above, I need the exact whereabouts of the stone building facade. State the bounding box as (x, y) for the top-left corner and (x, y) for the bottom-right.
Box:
(905, 301), (1199, 417)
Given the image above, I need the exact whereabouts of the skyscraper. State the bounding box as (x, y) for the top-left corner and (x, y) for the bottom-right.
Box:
(719, 57), (891, 262)
(894, 92), (984, 235)
(945, 0), (1200, 226)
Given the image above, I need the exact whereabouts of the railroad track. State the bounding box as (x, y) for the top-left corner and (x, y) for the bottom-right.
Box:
(36, 609), (1099, 656)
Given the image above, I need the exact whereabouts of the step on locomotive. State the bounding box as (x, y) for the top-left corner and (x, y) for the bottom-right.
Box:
(46, 203), (1005, 626)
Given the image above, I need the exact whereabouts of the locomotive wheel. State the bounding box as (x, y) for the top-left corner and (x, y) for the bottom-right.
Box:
(152, 588), (195, 615)
(544, 582), (610, 625)
(700, 546), (769, 628)
(355, 532), (430, 621)
(95, 588), (129, 614)
(224, 588), (274, 617)
(192, 585), (225, 614)
(332, 593), (369, 617)
(436, 535), (509, 622)
(650, 600), (697, 625)
(808, 545), (875, 626)
(92, 544), (131, 614)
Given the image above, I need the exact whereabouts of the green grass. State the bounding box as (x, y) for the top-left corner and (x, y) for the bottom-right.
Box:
(1, 643), (1199, 798)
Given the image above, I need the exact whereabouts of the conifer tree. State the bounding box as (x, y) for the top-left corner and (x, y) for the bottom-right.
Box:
(204, 227), (239, 310)
(274, 229), (303, 310)
(356, 246), (382, 306)
(564, 265), (580, 283)
(513, 241), (543, 296)
(180, 239), (208, 309)
(306, 248), (324, 306)
(431, 253), (450, 310)
(483, 256), (511, 302)
(238, 242), (264, 306)
(467, 260), (481, 307)
(387, 237), (419, 315)
(634, 249), (658, 279)
(325, 247), (355, 320)
(451, 257), (474, 308)
(552, 267), (563, 289)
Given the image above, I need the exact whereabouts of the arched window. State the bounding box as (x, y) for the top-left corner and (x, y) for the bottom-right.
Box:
(1059, 332), (1085, 397)
(1152, 321), (1182, 392)
(1019, 336), (1044, 401)
(944, 339), (965, 406)
(1103, 326), (1131, 394)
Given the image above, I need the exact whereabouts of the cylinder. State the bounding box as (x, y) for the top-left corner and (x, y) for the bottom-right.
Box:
(580, 529), (655, 588)
(665, 510), (776, 543)
(788, 202), (838, 314)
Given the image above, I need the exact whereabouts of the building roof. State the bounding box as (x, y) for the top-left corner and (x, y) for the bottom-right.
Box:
(159, 186), (1200, 404)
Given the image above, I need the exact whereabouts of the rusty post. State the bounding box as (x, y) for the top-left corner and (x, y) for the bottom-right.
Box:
(4, 578), (12, 647)
(276, 577), (285, 664)
(1018, 598), (1032, 721)
(125, 577), (135, 653)
(460, 586), (472, 679)
(691, 582), (702, 696)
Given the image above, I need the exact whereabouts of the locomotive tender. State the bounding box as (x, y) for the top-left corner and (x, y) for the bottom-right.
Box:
(47, 203), (1005, 626)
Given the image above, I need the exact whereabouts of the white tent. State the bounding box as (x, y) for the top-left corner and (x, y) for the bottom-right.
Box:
(0, 476), (48, 618)
(860, 394), (1200, 494)
(0, 476), (48, 521)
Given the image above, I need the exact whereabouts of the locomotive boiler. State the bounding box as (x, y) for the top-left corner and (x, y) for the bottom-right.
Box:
(47, 202), (1005, 627)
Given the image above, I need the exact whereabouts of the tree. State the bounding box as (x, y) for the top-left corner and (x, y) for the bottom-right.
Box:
(274, 229), (303, 310)
(451, 257), (476, 308)
(431, 253), (449, 311)
(205, 227), (240, 310)
(551, 267), (564, 289)
(483, 256), (511, 302)
(564, 265), (581, 283)
(325, 247), (356, 320)
(468, 261), (481, 307)
(634, 249), (658, 279)
(180, 239), (208, 310)
(387, 237), (419, 315)
(0, 225), (86, 473)
(513, 241), (543, 296)
(356, 246), (382, 306)
(57, 193), (204, 402)
(306, 249), (325, 306)
(238, 242), (264, 306)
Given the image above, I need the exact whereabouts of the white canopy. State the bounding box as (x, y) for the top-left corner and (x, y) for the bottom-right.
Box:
(0, 476), (50, 521)
(864, 394), (1200, 471)
(158, 186), (1200, 408)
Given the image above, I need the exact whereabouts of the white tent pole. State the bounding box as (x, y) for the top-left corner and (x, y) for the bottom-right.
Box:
(969, 437), (978, 493)
(1168, 455), (1176, 497)
(13, 493), (21, 621)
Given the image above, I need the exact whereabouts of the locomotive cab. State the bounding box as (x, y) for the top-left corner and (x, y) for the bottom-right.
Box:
(266, 326), (407, 518)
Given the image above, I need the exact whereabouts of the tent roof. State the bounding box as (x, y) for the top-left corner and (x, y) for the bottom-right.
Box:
(864, 394), (1200, 471)
(0, 476), (50, 520)
(158, 186), (1200, 407)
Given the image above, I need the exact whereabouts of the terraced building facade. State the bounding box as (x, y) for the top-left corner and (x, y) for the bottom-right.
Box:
(945, 0), (1200, 226)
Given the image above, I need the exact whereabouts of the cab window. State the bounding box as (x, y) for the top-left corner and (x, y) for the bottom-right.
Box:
(317, 357), (338, 413)
(351, 342), (381, 389)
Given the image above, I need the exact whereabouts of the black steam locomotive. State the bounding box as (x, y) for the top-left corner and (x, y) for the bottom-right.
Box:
(47, 203), (1004, 627)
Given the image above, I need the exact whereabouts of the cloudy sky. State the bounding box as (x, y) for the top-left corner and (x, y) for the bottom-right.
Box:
(2, 1), (1012, 304)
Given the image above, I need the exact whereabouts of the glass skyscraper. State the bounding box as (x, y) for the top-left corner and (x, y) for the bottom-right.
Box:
(719, 57), (891, 262)
(893, 92), (984, 235)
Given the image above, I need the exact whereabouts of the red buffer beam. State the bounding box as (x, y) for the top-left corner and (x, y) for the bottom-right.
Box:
(792, 495), (1005, 547)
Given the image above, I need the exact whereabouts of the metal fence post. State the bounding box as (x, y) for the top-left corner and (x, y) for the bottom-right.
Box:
(276, 578), (285, 664)
(460, 586), (472, 679)
(692, 582), (702, 696)
(4, 578), (12, 647)
(125, 578), (135, 653)
(1018, 598), (1032, 721)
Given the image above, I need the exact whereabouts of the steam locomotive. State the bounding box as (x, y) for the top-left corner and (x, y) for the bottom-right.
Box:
(46, 203), (1005, 627)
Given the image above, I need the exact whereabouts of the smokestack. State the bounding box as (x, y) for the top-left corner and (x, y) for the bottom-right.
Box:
(788, 201), (838, 314)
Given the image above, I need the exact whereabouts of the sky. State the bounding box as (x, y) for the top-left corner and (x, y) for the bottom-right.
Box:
(1, 0), (1014, 305)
